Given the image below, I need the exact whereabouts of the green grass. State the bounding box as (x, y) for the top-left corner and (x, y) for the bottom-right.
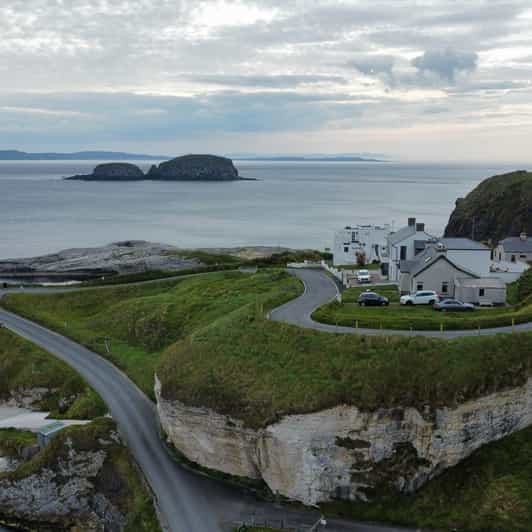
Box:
(323, 424), (532, 531)
(0, 429), (36, 458)
(330, 262), (381, 270)
(164, 249), (243, 266)
(0, 327), (106, 418)
(314, 290), (532, 331)
(341, 284), (399, 303)
(2, 270), (302, 399)
(2, 418), (161, 532)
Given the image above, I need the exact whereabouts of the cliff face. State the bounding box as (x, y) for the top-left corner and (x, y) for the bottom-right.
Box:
(156, 376), (532, 505)
(444, 170), (532, 243)
(147, 154), (239, 181)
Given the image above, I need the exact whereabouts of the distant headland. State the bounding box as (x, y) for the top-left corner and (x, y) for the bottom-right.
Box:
(0, 149), (168, 161)
(66, 154), (248, 182)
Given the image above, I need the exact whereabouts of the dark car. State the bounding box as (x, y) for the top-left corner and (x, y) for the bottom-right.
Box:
(357, 291), (389, 306)
(433, 299), (475, 312)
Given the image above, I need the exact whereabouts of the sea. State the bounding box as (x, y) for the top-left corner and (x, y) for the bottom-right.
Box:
(0, 160), (528, 260)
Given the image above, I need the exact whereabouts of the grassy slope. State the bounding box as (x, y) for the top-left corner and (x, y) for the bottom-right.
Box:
(314, 282), (532, 331)
(324, 424), (532, 532)
(0, 327), (106, 418)
(0, 429), (36, 458)
(1, 418), (160, 532)
(2, 270), (303, 399)
(444, 170), (532, 243)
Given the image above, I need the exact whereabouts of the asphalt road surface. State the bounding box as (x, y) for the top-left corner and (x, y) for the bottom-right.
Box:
(270, 268), (532, 338)
(0, 302), (415, 532)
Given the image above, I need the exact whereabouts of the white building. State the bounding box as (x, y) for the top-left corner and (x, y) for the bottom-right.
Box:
(494, 233), (532, 264)
(333, 224), (391, 266)
(386, 218), (434, 281)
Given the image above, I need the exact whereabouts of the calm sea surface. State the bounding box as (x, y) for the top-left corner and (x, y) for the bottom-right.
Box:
(0, 160), (527, 259)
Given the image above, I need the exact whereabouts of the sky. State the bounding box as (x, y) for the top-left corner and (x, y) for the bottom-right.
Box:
(1, 0), (532, 162)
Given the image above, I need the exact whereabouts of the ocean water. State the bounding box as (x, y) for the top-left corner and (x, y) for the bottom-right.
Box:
(0, 160), (526, 259)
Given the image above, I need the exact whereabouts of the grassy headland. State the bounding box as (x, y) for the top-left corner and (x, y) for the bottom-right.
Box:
(0, 327), (106, 418)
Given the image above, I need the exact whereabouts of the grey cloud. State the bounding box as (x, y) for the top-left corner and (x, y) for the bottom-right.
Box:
(184, 74), (348, 88)
(412, 49), (478, 82)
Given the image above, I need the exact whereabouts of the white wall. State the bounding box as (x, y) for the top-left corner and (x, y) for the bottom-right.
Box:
(333, 225), (390, 266)
(388, 230), (432, 281)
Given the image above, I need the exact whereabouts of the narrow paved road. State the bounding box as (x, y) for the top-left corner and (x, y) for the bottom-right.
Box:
(270, 268), (532, 338)
(0, 303), (414, 532)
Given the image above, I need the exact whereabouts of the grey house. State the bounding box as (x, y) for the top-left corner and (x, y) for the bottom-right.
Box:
(399, 242), (507, 304)
(494, 233), (532, 264)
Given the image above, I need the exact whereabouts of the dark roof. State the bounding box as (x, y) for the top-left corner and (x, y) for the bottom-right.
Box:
(499, 237), (532, 253)
(440, 238), (490, 251)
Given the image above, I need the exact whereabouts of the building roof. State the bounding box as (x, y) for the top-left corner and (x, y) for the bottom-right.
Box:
(455, 277), (506, 289)
(499, 236), (532, 253)
(400, 245), (479, 279)
(388, 225), (416, 245)
(440, 238), (490, 251)
(38, 421), (65, 436)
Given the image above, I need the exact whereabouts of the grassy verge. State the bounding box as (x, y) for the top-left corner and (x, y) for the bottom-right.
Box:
(2, 270), (303, 400)
(313, 296), (532, 331)
(0, 429), (36, 458)
(341, 284), (399, 303)
(323, 424), (532, 532)
(0, 327), (106, 418)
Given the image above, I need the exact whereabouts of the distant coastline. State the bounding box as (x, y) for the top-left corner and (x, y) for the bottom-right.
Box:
(232, 155), (385, 162)
(0, 150), (167, 161)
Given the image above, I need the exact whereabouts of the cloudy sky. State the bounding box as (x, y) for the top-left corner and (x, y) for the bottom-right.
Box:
(2, 0), (532, 161)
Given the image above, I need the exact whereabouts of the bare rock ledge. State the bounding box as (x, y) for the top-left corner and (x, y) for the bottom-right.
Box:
(155, 376), (532, 505)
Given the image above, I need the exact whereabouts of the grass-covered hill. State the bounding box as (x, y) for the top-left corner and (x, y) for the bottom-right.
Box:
(3, 270), (532, 429)
(444, 169), (532, 243)
(0, 327), (105, 418)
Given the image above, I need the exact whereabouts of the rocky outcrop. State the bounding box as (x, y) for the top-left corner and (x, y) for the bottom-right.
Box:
(444, 170), (532, 243)
(0, 420), (138, 532)
(66, 163), (144, 181)
(156, 376), (532, 505)
(147, 154), (240, 181)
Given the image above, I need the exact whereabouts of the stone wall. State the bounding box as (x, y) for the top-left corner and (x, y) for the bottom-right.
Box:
(156, 376), (532, 505)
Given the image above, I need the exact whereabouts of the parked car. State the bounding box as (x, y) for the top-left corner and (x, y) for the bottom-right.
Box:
(356, 269), (371, 283)
(433, 299), (475, 312)
(400, 290), (440, 305)
(358, 291), (389, 306)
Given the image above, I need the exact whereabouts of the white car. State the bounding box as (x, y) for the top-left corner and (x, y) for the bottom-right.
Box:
(356, 269), (371, 283)
(400, 290), (440, 305)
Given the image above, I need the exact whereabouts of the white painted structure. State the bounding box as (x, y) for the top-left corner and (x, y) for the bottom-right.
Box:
(333, 224), (391, 266)
(440, 238), (492, 276)
(494, 233), (532, 264)
(387, 218), (434, 281)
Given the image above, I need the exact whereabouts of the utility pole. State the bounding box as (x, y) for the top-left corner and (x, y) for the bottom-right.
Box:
(471, 216), (476, 241)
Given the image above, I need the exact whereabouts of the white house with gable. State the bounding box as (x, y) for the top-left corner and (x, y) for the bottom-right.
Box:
(333, 224), (391, 266)
(386, 218), (434, 281)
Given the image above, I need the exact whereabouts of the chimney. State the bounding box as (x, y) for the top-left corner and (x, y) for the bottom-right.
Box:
(520, 232), (528, 241)
(408, 217), (416, 227)
(416, 223), (425, 232)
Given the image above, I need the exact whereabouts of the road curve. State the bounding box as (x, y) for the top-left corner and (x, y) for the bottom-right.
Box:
(270, 268), (532, 338)
(0, 302), (414, 532)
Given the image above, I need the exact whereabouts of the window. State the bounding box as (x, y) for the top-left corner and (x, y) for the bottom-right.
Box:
(400, 245), (407, 260)
(416, 282), (424, 291)
(441, 281), (449, 294)
(511, 255), (516, 262)
(521, 255), (527, 259)
(351, 232), (358, 243)
(479, 288), (485, 297)
(344, 246), (349, 253)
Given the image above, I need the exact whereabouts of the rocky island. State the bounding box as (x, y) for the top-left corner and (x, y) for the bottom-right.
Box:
(66, 154), (244, 181)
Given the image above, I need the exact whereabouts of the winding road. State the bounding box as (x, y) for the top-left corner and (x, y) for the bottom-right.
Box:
(0, 280), (415, 532)
(271, 268), (532, 338)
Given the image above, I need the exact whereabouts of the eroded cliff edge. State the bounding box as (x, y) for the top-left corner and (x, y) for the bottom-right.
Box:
(155, 375), (532, 505)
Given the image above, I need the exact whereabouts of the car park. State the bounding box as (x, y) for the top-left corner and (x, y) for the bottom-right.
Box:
(357, 291), (389, 306)
(433, 299), (475, 312)
(400, 290), (440, 305)
(356, 269), (371, 283)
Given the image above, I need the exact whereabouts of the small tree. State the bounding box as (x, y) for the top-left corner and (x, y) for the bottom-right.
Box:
(355, 251), (366, 267)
